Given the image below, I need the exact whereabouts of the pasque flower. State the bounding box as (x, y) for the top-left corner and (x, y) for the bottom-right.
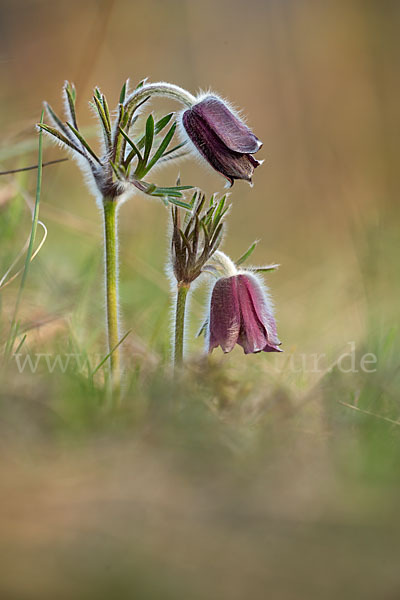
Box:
(181, 95), (262, 186)
(207, 270), (281, 354)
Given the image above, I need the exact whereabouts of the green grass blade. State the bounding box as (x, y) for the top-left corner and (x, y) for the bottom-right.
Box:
(91, 329), (131, 377)
(6, 111), (45, 357)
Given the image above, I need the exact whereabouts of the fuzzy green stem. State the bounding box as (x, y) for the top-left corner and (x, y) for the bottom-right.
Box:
(103, 197), (120, 385)
(174, 283), (190, 368)
(125, 82), (196, 115)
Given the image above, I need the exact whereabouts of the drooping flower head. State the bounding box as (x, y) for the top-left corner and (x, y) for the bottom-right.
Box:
(181, 95), (262, 186)
(206, 253), (281, 354)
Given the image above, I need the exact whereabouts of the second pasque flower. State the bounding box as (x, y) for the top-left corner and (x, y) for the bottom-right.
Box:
(207, 272), (282, 354)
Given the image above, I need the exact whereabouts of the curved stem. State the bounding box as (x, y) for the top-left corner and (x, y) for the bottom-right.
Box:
(103, 197), (120, 386)
(174, 283), (190, 368)
(125, 82), (196, 114)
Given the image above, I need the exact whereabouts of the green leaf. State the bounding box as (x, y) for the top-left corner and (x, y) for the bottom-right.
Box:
(101, 94), (111, 130)
(136, 113), (174, 150)
(68, 82), (76, 102)
(210, 222), (224, 252)
(144, 122), (177, 174)
(93, 94), (111, 150)
(159, 141), (187, 162)
(253, 264), (280, 273)
(38, 123), (85, 157)
(94, 87), (102, 101)
(212, 195), (226, 225)
(236, 241), (258, 266)
(66, 122), (101, 164)
(119, 80), (128, 104)
(112, 103), (125, 161)
(167, 198), (193, 209)
(119, 127), (143, 164)
(45, 103), (71, 139)
(158, 185), (193, 193)
(135, 78), (147, 90)
(64, 82), (78, 129)
(154, 113), (174, 134)
(109, 160), (121, 179)
(179, 229), (192, 253)
(143, 114), (154, 164)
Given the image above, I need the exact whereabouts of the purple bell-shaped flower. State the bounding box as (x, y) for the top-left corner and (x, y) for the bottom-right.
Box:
(207, 272), (281, 354)
(181, 95), (262, 186)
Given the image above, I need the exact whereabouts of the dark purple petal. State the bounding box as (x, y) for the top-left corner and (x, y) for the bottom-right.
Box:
(183, 108), (260, 185)
(191, 97), (262, 154)
(208, 276), (240, 353)
(236, 274), (270, 353)
(208, 273), (282, 355)
(241, 273), (281, 350)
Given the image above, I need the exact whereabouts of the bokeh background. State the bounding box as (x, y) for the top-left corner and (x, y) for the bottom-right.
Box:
(1, 1), (400, 598)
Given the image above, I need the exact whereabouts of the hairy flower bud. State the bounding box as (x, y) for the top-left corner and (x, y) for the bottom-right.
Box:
(207, 273), (281, 354)
(181, 96), (262, 186)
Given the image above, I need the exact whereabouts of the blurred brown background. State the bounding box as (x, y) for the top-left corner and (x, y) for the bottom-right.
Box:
(1, 2), (400, 598)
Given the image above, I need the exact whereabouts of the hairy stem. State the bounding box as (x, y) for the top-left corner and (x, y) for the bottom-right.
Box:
(174, 283), (190, 368)
(103, 197), (120, 386)
(125, 82), (196, 115)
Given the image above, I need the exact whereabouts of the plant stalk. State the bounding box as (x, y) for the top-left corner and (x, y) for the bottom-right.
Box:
(174, 283), (190, 368)
(103, 197), (120, 386)
(125, 82), (196, 114)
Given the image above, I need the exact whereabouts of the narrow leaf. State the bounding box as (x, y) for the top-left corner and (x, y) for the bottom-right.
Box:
(45, 103), (73, 140)
(119, 80), (128, 104)
(235, 241), (259, 266)
(119, 127), (143, 163)
(38, 123), (85, 157)
(144, 122), (176, 174)
(101, 95), (111, 130)
(159, 141), (187, 161)
(66, 122), (101, 164)
(64, 82), (78, 129)
(143, 114), (154, 164)
(253, 264), (280, 273)
(93, 94), (111, 150)
(135, 78), (147, 90)
(136, 113), (174, 150)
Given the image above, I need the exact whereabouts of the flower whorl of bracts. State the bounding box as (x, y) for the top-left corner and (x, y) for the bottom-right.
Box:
(170, 192), (229, 286)
(38, 80), (196, 206)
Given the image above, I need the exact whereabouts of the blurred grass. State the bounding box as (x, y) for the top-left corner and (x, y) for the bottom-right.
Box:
(0, 0), (400, 598)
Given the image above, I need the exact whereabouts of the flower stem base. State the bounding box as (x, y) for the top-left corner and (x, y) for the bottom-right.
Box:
(174, 283), (190, 368)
